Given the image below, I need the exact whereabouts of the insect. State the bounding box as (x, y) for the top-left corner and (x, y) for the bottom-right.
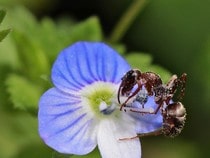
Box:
(118, 69), (187, 138)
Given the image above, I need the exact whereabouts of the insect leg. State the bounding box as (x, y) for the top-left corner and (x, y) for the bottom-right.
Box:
(119, 128), (162, 141)
(119, 82), (142, 110)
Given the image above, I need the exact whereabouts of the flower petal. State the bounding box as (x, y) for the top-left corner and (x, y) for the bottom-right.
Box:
(97, 115), (141, 158)
(129, 96), (163, 133)
(38, 88), (97, 154)
(51, 42), (130, 94)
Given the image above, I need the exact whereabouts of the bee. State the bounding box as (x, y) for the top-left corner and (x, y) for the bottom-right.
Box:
(118, 69), (187, 138)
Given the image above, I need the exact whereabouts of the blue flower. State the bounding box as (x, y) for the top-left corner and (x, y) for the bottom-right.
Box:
(38, 42), (162, 158)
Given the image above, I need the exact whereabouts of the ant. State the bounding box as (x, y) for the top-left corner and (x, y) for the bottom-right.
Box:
(117, 69), (187, 138)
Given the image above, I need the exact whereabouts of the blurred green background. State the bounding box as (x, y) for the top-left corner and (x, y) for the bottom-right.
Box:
(0, 0), (209, 158)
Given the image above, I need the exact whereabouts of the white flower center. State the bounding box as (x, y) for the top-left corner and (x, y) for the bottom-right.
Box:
(79, 81), (119, 118)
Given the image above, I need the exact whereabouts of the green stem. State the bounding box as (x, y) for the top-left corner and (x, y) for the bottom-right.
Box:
(108, 0), (148, 43)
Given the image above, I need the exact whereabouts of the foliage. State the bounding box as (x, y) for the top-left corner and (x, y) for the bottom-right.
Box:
(0, 10), (10, 41)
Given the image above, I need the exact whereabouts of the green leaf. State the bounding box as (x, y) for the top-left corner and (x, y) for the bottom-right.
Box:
(6, 74), (42, 112)
(36, 16), (103, 63)
(0, 10), (11, 42)
(4, 6), (38, 35)
(0, 35), (20, 68)
(0, 28), (11, 42)
(33, 17), (71, 63)
(0, 65), (13, 110)
(68, 16), (103, 42)
(125, 52), (171, 82)
(12, 31), (50, 81)
(0, 10), (6, 24)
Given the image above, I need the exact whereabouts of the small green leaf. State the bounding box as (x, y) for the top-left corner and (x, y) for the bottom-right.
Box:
(0, 34), (20, 68)
(0, 10), (6, 24)
(12, 31), (50, 81)
(5, 6), (38, 35)
(0, 28), (11, 42)
(0, 65), (14, 110)
(6, 74), (42, 112)
(0, 10), (11, 42)
(37, 16), (104, 63)
(69, 16), (103, 42)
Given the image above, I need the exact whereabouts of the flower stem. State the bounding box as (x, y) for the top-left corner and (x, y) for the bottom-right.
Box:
(108, 0), (148, 43)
